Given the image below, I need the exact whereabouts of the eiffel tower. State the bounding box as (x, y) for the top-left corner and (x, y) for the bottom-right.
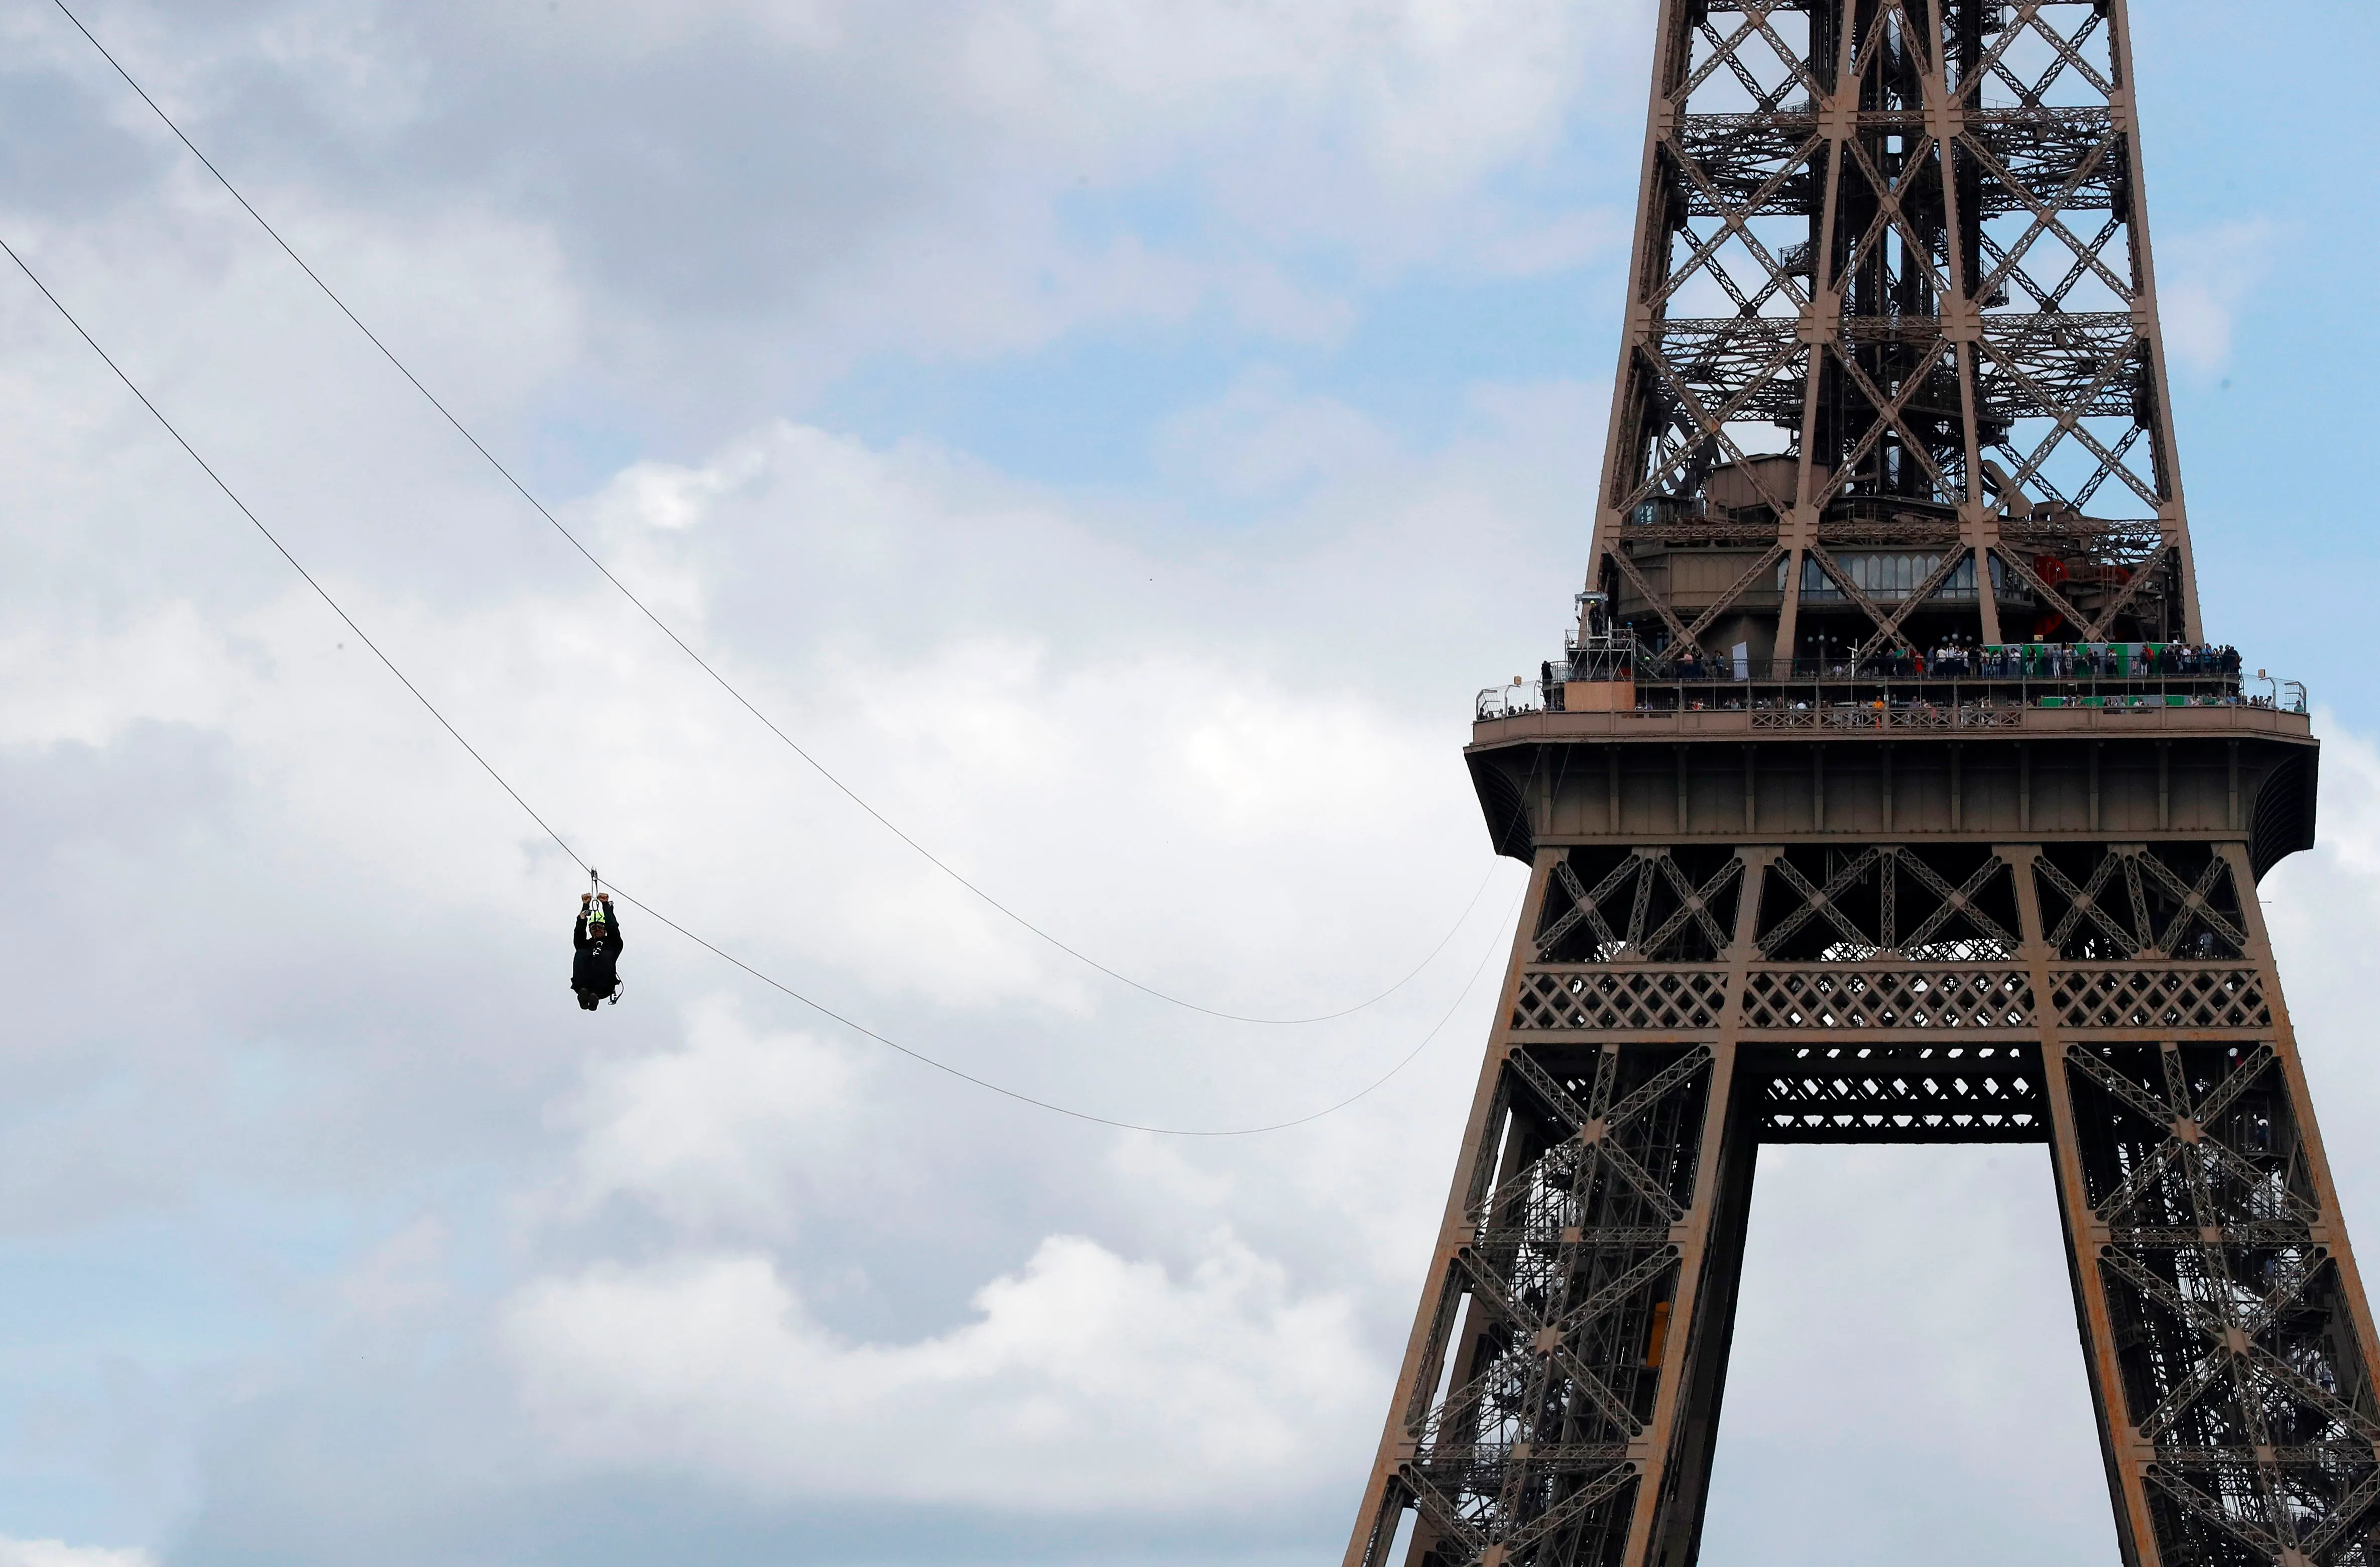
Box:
(1343, 5), (2370, 1565)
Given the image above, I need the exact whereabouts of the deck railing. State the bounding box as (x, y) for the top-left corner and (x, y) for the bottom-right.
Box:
(1474, 662), (2306, 723)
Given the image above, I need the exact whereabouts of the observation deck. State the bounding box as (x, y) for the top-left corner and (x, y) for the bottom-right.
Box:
(1463, 656), (2319, 876)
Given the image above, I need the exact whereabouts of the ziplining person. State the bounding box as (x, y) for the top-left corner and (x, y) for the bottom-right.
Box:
(572, 886), (623, 1011)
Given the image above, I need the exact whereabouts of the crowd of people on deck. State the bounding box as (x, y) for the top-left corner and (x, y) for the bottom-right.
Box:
(1646, 638), (2244, 682)
(1939, 640), (2245, 680)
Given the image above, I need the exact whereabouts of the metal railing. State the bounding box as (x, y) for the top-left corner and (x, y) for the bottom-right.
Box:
(1483, 629), (2305, 722)
(1478, 685), (2305, 725)
(1478, 659), (2307, 723)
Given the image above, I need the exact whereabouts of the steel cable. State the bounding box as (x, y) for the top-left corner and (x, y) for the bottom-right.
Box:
(45, 0), (1486, 1026)
(0, 231), (1516, 1137)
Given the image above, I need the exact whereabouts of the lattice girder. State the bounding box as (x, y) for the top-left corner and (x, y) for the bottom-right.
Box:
(1588, 0), (2199, 663)
(1754, 1041), (2045, 1142)
(2062, 1040), (2380, 1565)
(1535, 848), (1746, 966)
(1377, 1041), (1718, 1567)
(1757, 842), (2023, 963)
(2037, 844), (2249, 964)
(1348, 832), (2377, 1567)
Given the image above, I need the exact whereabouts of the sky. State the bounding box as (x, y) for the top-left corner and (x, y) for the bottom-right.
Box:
(0, 2), (2374, 1564)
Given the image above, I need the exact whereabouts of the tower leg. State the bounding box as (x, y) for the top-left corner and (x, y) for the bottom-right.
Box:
(1631, 1087), (1759, 1567)
(1344, 850), (1764, 1567)
(2025, 842), (2380, 1567)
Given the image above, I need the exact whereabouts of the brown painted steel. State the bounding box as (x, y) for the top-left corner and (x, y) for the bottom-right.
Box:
(1344, 5), (2372, 1564)
(1584, 0), (2198, 668)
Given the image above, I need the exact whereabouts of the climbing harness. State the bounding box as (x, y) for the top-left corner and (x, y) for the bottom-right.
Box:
(576, 867), (624, 1008)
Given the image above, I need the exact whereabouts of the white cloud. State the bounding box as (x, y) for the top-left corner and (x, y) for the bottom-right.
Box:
(503, 1231), (1376, 1508)
(253, 1), (434, 135)
(1701, 1146), (2119, 1559)
(2246, 716), (2380, 1235)
(560, 999), (864, 1233)
(966, 0), (1604, 174)
(592, 435), (777, 535)
(1156, 369), (1397, 497)
(2157, 218), (2272, 378)
(0, 1540), (152, 1567)
(0, 599), (247, 746)
(335, 1216), (452, 1321)
(1468, 206), (1624, 279)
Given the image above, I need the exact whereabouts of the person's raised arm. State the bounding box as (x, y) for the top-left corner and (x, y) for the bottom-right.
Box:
(598, 891), (620, 951)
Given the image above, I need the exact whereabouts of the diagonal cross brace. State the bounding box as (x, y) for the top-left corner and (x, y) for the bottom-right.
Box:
(2299, 1463), (2380, 1558)
(1635, 857), (1743, 961)
(2036, 852), (2138, 957)
(2135, 851), (2248, 958)
(1802, 540), (1927, 656)
(1852, 545), (1986, 662)
(2141, 1467), (2288, 1561)
(1606, 1047), (1716, 1132)
(1759, 849), (1883, 956)
(1897, 854), (2019, 953)
(1535, 857), (1635, 961)
(1500, 1462), (1641, 1556)
(2065, 1047), (2178, 1135)
(1508, 1049), (1595, 1136)
(1987, 544), (2100, 646)
(1683, 545), (1789, 649)
(1453, 1250), (1642, 1437)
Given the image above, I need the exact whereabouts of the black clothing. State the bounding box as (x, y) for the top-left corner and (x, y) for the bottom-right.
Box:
(573, 907), (623, 1003)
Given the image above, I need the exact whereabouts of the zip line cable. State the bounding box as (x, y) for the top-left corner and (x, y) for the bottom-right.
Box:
(46, 0), (1485, 1028)
(605, 879), (1520, 1136)
(0, 231), (1518, 1138)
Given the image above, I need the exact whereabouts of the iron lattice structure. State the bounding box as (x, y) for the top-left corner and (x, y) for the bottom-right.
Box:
(1591, 0), (2193, 670)
(1343, 6), (2377, 1566)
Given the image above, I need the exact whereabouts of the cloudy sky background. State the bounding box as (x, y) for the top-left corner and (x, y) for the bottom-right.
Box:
(0, 2), (2374, 1563)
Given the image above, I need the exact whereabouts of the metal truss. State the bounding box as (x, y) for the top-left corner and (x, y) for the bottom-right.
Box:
(1358, 1029), (1725, 1567)
(1587, 0), (2200, 663)
(1344, 842), (2380, 1567)
(1534, 849), (1746, 965)
(2065, 1034), (2380, 1565)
